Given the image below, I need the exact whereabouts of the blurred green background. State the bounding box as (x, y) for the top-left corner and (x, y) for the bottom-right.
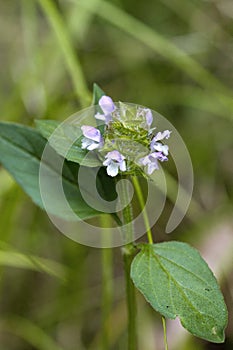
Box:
(0, 0), (232, 349)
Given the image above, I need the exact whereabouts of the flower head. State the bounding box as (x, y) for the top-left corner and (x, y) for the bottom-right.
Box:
(81, 95), (171, 177)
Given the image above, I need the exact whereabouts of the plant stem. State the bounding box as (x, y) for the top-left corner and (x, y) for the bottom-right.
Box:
(101, 247), (113, 349)
(38, 0), (91, 107)
(162, 316), (169, 350)
(100, 215), (113, 350)
(123, 247), (137, 350)
(121, 177), (137, 350)
(131, 176), (154, 244)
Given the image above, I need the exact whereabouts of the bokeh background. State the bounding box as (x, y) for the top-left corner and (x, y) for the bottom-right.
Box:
(0, 0), (232, 349)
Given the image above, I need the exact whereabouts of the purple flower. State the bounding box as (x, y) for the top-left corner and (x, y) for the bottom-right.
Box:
(155, 152), (168, 162)
(151, 142), (169, 156)
(99, 96), (115, 114)
(145, 108), (153, 127)
(152, 130), (171, 142)
(138, 153), (159, 175)
(103, 150), (126, 177)
(81, 125), (103, 150)
(139, 151), (168, 175)
(95, 95), (115, 124)
(150, 130), (171, 156)
(136, 107), (153, 129)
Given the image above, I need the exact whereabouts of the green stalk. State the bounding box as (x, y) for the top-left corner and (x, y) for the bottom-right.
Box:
(123, 247), (137, 350)
(101, 247), (113, 349)
(131, 176), (153, 244)
(121, 178), (137, 350)
(100, 215), (113, 350)
(162, 316), (169, 350)
(38, 0), (91, 107)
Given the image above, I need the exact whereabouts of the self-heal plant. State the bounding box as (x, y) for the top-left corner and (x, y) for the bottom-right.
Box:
(0, 84), (228, 350)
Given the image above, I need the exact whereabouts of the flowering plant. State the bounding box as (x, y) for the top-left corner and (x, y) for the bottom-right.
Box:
(0, 84), (228, 350)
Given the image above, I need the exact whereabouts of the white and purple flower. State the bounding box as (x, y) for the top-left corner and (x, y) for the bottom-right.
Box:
(145, 108), (153, 128)
(139, 151), (168, 175)
(95, 95), (115, 124)
(103, 150), (126, 177)
(81, 125), (103, 150)
(150, 130), (171, 156)
(152, 130), (171, 142)
(138, 153), (160, 175)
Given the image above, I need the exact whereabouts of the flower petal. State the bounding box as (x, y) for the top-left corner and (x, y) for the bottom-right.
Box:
(81, 125), (101, 142)
(107, 162), (119, 177)
(138, 155), (149, 166)
(147, 160), (159, 174)
(145, 109), (153, 127)
(87, 142), (100, 151)
(106, 150), (125, 162)
(153, 130), (171, 142)
(99, 96), (115, 114)
(151, 142), (169, 156)
(103, 158), (111, 166)
(120, 160), (127, 172)
(95, 112), (106, 121)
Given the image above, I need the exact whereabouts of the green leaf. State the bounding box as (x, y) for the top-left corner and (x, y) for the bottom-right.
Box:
(131, 241), (228, 343)
(92, 83), (105, 106)
(0, 122), (107, 220)
(35, 119), (101, 167)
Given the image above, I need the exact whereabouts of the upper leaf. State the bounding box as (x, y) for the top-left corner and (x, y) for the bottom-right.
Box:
(131, 241), (228, 343)
(92, 83), (105, 106)
(35, 120), (101, 167)
(0, 122), (111, 220)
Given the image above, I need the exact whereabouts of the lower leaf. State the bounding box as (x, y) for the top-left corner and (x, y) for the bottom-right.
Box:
(131, 241), (228, 343)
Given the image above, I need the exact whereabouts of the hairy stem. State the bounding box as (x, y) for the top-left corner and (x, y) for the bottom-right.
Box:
(121, 178), (137, 350)
(101, 247), (113, 349)
(123, 246), (137, 350)
(100, 215), (113, 350)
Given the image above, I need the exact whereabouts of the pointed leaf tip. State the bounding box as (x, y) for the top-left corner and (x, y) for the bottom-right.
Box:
(92, 83), (106, 106)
